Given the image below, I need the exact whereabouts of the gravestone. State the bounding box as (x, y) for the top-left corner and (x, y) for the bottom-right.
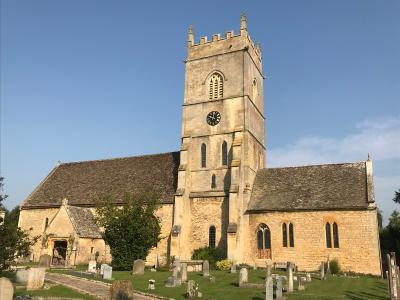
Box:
(239, 267), (248, 287)
(16, 268), (29, 284)
(88, 260), (97, 273)
(187, 280), (196, 298)
(173, 258), (181, 271)
(306, 273), (312, 282)
(132, 259), (145, 275)
(181, 263), (188, 282)
(286, 262), (294, 293)
(38, 254), (51, 268)
(148, 279), (155, 290)
(326, 258), (331, 277)
(230, 263), (236, 273)
(0, 277), (13, 300)
(100, 264), (108, 275)
(103, 265), (113, 280)
(165, 276), (177, 288)
(203, 260), (209, 277)
(266, 263), (272, 278)
(26, 268), (45, 290)
(297, 275), (305, 291)
(172, 266), (179, 278)
(320, 262), (325, 280)
(265, 276), (273, 300)
(110, 280), (135, 300)
(276, 276), (283, 299)
(154, 254), (159, 270)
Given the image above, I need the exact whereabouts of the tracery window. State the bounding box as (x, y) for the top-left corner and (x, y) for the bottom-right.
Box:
(333, 222), (339, 248)
(282, 223), (287, 247)
(201, 143), (206, 168)
(326, 223), (332, 248)
(209, 225), (216, 248)
(211, 174), (216, 189)
(209, 73), (223, 99)
(256, 224), (271, 259)
(289, 223), (294, 247)
(222, 141), (228, 166)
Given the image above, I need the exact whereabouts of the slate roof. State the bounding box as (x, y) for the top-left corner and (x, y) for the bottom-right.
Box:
(66, 206), (101, 238)
(21, 152), (180, 208)
(248, 161), (372, 212)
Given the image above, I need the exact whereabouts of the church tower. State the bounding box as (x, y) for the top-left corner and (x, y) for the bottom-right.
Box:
(171, 16), (265, 262)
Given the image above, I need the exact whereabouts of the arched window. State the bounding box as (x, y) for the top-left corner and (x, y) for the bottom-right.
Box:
(44, 217), (49, 231)
(209, 73), (223, 99)
(209, 225), (216, 248)
(257, 229), (263, 250)
(289, 223), (294, 247)
(326, 223), (332, 248)
(222, 141), (228, 166)
(211, 174), (216, 189)
(333, 222), (339, 248)
(264, 227), (271, 249)
(282, 223), (287, 247)
(201, 143), (206, 168)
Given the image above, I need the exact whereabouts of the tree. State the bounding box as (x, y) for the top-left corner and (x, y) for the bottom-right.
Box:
(394, 189), (400, 205)
(0, 178), (40, 272)
(95, 192), (162, 271)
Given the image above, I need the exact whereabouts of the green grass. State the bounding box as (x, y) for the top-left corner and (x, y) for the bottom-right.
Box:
(52, 268), (388, 300)
(15, 285), (96, 300)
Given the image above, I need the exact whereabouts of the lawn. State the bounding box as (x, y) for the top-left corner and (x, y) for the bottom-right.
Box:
(52, 268), (388, 300)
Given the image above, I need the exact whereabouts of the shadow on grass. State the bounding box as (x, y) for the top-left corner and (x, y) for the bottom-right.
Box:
(251, 297), (263, 300)
(345, 291), (387, 300)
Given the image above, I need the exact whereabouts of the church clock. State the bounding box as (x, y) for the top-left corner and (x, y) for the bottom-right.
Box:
(206, 111), (221, 126)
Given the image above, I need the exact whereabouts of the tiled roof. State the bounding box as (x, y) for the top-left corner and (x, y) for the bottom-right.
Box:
(248, 162), (372, 212)
(66, 206), (101, 238)
(21, 152), (180, 208)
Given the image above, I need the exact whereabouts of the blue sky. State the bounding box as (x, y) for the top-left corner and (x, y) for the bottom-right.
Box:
(1, 1), (399, 222)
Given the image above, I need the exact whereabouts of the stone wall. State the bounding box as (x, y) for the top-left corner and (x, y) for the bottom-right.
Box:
(247, 209), (381, 275)
(189, 197), (229, 256)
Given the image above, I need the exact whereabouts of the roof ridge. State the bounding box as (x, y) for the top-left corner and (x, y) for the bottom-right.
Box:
(59, 150), (179, 166)
(261, 161), (366, 171)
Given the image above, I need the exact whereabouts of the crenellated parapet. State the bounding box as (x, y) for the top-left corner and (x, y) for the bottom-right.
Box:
(186, 15), (263, 70)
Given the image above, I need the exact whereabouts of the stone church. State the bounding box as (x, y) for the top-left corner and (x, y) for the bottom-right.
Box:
(18, 16), (382, 275)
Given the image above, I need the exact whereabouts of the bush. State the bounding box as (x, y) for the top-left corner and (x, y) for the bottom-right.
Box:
(216, 259), (233, 271)
(329, 258), (341, 274)
(191, 247), (224, 269)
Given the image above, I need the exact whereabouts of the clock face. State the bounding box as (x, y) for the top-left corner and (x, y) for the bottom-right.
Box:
(206, 111), (221, 126)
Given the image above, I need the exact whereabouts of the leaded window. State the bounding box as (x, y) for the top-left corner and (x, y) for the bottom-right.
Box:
(201, 143), (206, 168)
(289, 223), (294, 247)
(282, 223), (287, 247)
(326, 223), (332, 248)
(333, 222), (339, 248)
(211, 174), (216, 189)
(222, 141), (228, 166)
(209, 225), (216, 248)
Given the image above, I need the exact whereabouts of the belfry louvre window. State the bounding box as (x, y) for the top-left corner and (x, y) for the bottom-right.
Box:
(201, 143), (206, 168)
(209, 73), (223, 99)
(282, 223), (287, 247)
(209, 225), (216, 248)
(222, 141), (228, 166)
(333, 222), (339, 248)
(326, 223), (332, 248)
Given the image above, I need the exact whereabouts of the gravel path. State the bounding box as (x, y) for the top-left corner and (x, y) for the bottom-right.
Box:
(45, 272), (157, 300)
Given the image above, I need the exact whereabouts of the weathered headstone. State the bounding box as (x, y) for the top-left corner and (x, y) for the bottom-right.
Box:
(266, 263), (272, 278)
(154, 254), (159, 270)
(110, 280), (135, 300)
(320, 262), (325, 280)
(276, 276), (283, 299)
(103, 265), (113, 280)
(0, 277), (13, 300)
(181, 263), (188, 282)
(26, 268), (46, 290)
(286, 262), (294, 293)
(16, 268), (29, 284)
(173, 258), (181, 272)
(297, 275), (305, 291)
(38, 254), (51, 268)
(326, 257), (331, 277)
(132, 259), (145, 275)
(148, 279), (155, 290)
(306, 273), (312, 282)
(239, 267), (248, 287)
(165, 276), (177, 288)
(203, 260), (209, 277)
(88, 260), (97, 273)
(186, 280), (196, 298)
(265, 276), (273, 300)
(230, 263), (237, 273)
(100, 263), (108, 275)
